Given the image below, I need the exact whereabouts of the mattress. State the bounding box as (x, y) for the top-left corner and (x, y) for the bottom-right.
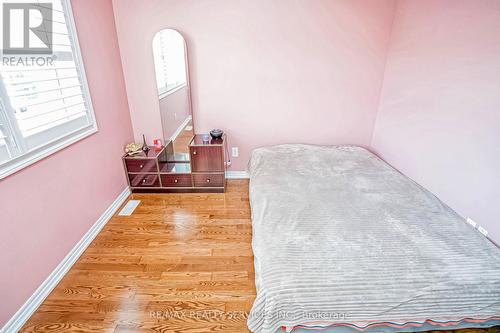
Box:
(246, 144), (500, 333)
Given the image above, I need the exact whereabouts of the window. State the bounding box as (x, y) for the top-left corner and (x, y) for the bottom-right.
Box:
(152, 29), (187, 97)
(0, 0), (97, 178)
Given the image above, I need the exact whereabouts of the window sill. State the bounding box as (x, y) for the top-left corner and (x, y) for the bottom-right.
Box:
(158, 83), (187, 100)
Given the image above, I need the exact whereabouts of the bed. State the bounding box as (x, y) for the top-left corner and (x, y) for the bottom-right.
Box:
(246, 144), (500, 333)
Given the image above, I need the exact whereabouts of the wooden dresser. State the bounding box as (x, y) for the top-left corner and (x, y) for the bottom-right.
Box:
(123, 134), (227, 192)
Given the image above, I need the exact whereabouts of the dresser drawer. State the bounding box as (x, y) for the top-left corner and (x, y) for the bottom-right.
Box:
(190, 146), (224, 172)
(193, 173), (224, 187)
(125, 159), (157, 173)
(129, 173), (160, 187)
(160, 174), (192, 187)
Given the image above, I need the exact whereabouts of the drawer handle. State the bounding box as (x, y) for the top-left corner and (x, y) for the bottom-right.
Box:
(174, 179), (178, 183)
(193, 151), (197, 155)
(142, 179), (146, 183)
(206, 178), (210, 183)
(139, 164), (144, 169)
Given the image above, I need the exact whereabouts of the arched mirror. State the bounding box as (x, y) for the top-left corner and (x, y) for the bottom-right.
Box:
(152, 29), (193, 163)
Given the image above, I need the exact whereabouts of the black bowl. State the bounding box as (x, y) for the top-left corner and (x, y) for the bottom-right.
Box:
(210, 129), (224, 139)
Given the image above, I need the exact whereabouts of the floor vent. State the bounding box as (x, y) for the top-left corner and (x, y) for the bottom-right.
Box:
(118, 200), (140, 216)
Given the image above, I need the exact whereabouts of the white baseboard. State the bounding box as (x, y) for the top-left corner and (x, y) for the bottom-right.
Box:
(1, 187), (131, 333)
(226, 171), (249, 179)
(169, 115), (192, 142)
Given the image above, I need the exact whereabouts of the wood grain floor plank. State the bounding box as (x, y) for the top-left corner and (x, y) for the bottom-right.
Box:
(21, 323), (116, 333)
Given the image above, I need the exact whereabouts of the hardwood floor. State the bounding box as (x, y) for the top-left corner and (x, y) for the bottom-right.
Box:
(21, 180), (254, 332)
(20, 180), (500, 333)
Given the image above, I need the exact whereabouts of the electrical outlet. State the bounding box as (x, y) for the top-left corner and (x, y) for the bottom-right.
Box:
(477, 226), (488, 236)
(466, 217), (477, 228)
(231, 147), (239, 157)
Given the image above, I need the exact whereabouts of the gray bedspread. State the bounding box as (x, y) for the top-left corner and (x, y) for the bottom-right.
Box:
(247, 144), (500, 333)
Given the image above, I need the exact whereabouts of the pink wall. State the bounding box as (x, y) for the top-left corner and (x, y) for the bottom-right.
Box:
(159, 86), (192, 141)
(112, 0), (396, 170)
(372, 0), (500, 243)
(0, 0), (133, 326)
